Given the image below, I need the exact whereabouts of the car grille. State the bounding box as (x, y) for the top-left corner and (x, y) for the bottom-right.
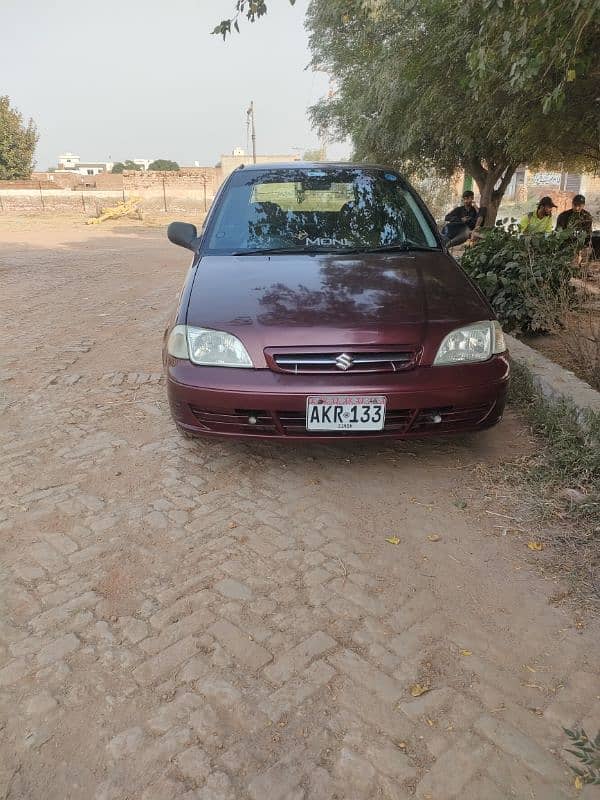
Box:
(270, 350), (417, 374)
(189, 402), (495, 436)
(190, 407), (277, 435)
(411, 403), (494, 432)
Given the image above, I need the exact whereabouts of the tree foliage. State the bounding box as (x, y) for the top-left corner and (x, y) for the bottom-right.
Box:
(148, 159), (180, 171)
(213, 0), (600, 118)
(0, 96), (38, 180)
(302, 148), (325, 161)
(469, 0), (600, 113)
(306, 0), (600, 224)
(213, 0), (296, 39)
(111, 160), (143, 174)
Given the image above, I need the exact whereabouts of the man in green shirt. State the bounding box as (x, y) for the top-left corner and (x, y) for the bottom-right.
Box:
(519, 196), (557, 234)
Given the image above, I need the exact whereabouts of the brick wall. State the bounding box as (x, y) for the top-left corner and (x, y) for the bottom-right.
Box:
(0, 191), (123, 215)
(0, 172), (124, 191)
(0, 179), (58, 190)
(123, 168), (221, 197)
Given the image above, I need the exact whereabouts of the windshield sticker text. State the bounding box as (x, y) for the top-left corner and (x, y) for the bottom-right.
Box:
(305, 237), (353, 247)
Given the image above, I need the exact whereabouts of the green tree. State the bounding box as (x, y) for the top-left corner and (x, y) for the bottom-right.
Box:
(302, 148), (325, 161)
(148, 159), (180, 171)
(111, 160), (143, 174)
(0, 96), (38, 180)
(306, 0), (600, 225)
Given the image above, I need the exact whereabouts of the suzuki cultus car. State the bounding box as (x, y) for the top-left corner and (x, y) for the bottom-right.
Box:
(163, 163), (509, 440)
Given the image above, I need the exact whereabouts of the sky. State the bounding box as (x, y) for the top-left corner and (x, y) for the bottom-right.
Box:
(1, 0), (349, 170)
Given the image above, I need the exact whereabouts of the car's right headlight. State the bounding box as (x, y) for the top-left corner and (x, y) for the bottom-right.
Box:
(433, 320), (505, 365)
(167, 325), (253, 367)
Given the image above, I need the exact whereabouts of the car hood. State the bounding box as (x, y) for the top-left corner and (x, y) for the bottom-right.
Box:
(185, 251), (491, 363)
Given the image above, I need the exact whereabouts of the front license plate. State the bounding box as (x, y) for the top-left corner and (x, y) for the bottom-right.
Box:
(306, 395), (387, 431)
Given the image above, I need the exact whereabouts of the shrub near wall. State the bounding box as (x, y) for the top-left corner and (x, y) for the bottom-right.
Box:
(460, 228), (578, 334)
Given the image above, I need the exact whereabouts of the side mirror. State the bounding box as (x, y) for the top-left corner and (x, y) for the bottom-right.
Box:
(167, 221), (198, 251)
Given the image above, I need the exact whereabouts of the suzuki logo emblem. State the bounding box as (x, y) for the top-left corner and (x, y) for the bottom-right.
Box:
(335, 353), (353, 371)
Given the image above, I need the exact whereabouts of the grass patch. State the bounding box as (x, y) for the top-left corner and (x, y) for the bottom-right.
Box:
(506, 362), (600, 604)
(508, 363), (600, 510)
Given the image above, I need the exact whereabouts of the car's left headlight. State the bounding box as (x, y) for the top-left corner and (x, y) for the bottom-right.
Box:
(433, 320), (505, 365)
(167, 325), (253, 367)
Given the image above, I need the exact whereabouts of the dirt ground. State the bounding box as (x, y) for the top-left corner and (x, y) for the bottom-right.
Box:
(1, 217), (599, 800)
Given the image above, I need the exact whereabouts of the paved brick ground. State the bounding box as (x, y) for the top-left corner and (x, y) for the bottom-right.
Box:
(1, 221), (599, 799)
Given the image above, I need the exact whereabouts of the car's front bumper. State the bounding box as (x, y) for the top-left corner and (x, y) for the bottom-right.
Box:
(165, 354), (510, 441)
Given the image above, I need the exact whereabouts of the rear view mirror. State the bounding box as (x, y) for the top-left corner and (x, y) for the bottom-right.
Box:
(168, 221), (198, 250)
(301, 179), (332, 191)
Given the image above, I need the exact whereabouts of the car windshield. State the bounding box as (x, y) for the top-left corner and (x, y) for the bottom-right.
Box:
(204, 167), (438, 254)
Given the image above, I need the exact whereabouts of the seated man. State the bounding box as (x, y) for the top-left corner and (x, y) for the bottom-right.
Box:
(519, 196), (556, 234)
(443, 190), (485, 244)
(555, 194), (593, 242)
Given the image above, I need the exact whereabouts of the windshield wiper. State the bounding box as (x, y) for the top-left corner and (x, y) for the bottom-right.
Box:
(231, 242), (440, 256)
(231, 247), (325, 256)
(363, 242), (440, 253)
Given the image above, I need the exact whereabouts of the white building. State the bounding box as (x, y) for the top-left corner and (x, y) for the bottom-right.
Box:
(131, 158), (153, 171)
(57, 152), (114, 175)
(57, 153), (155, 175)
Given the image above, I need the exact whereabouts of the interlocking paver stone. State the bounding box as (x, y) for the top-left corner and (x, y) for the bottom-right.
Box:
(132, 635), (198, 686)
(209, 619), (272, 670)
(247, 747), (308, 800)
(176, 746), (211, 783)
(36, 633), (80, 667)
(264, 631), (337, 685)
(415, 733), (492, 799)
(261, 659), (335, 721)
(214, 578), (253, 600)
(474, 713), (569, 784)
(328, 649), (404, 703)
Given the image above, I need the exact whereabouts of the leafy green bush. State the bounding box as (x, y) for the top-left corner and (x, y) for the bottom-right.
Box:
(460, 228), (578, 333)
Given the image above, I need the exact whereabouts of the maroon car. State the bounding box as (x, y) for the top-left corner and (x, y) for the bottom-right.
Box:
(163, 163), (509, 440)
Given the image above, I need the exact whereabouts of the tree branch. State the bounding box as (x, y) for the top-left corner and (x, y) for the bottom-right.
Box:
(493, 162), (519, 201)
(464, 157), (487, 188)
(213, 0), (297, 39)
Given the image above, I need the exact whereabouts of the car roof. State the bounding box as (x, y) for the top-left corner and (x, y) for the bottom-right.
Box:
(235, 161), (395, 172)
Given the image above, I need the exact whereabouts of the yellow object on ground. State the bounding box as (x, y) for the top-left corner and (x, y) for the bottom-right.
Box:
(87, 197), (141, 224)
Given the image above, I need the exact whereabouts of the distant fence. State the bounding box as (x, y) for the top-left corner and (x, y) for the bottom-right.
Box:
(0, 167), (223, 217)
(0, 185), (216, 217)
